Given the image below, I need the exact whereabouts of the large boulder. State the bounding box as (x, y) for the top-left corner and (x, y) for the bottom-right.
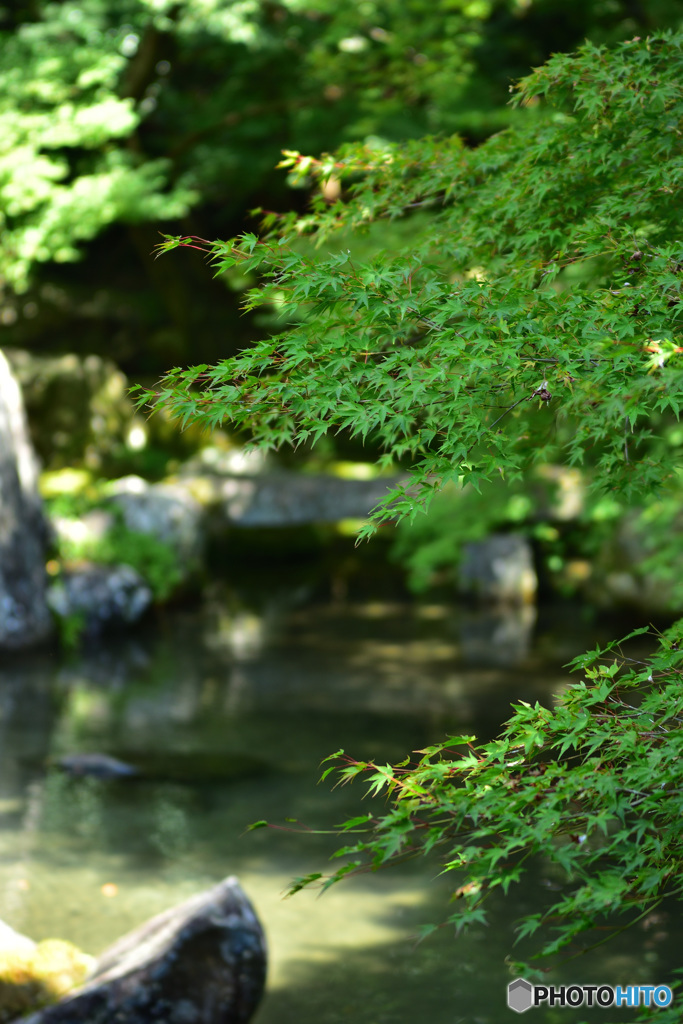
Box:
(0, 349), (52, 650)
(175, 457), (404, 528)
(4, 349), (134, 472)
(17, 877), (266, 1024)
(214, 472), (402, 526)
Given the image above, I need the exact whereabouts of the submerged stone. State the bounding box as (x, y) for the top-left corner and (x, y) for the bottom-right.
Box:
(55, 754), (139, 779)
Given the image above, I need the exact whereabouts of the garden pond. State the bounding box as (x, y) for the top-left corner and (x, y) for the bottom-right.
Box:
(0, 584), (678, 1024)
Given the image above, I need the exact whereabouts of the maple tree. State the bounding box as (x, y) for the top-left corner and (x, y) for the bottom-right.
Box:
(139, 31), (683, 1006)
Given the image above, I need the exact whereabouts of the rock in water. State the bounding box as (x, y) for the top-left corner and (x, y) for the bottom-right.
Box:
(17, 877), (266, 1024)
(0, 930), (94, 1024)
(0, 349), (52, 650)
(47, 563), (152, 636)
(55, 754), (139, 779)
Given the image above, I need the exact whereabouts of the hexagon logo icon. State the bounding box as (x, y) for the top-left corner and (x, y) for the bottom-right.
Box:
(508, 978), (534, 1013)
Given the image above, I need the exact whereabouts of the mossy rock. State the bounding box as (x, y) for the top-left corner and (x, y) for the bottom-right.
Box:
(4, 349), (133, 472)
(0, 939), (94, 1023)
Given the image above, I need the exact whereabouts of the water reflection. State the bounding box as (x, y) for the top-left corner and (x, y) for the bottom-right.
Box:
(0, 594), (675, 1023)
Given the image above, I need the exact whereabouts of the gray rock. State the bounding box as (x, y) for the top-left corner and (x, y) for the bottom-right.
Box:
(47, 564), (152, 634)
(179, 469), (404, 528)
(4, 348), (134, 471)
(0, 349), (52, 650)
(102, 468), (402, 562)
(460, 534), (537, 605)
(18, 877), (266, 1024)
(219, 473), (401, 526)
(107, 476), (204, 572)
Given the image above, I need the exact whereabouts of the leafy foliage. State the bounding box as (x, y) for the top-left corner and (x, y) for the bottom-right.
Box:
(0, 0), (533, 294)
(390, 477), (537, 591)
(307, 625), (683, 970)
(139, 29), (683, 1002)
(140, 33), (683, 526)
(391, 467), (683, 603)
(2, 0), (681, 371)
(0, 1), (195, 292)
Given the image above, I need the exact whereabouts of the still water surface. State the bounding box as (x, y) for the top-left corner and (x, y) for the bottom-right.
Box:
(0, 590), (676, 1023)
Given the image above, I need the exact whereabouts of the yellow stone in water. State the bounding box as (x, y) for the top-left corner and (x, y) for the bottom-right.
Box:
(0, 938), (94, 1023)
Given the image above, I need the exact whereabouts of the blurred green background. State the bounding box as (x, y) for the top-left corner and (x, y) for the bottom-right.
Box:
(3, 0), (681, 373)
(2, 8), (683, 1020)
(2, 0), (683, 620)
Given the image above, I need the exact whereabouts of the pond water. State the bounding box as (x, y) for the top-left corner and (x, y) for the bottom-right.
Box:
(0, 585), (677, 1023)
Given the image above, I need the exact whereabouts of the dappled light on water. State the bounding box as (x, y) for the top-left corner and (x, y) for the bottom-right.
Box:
(0, 597), (678, 1023)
